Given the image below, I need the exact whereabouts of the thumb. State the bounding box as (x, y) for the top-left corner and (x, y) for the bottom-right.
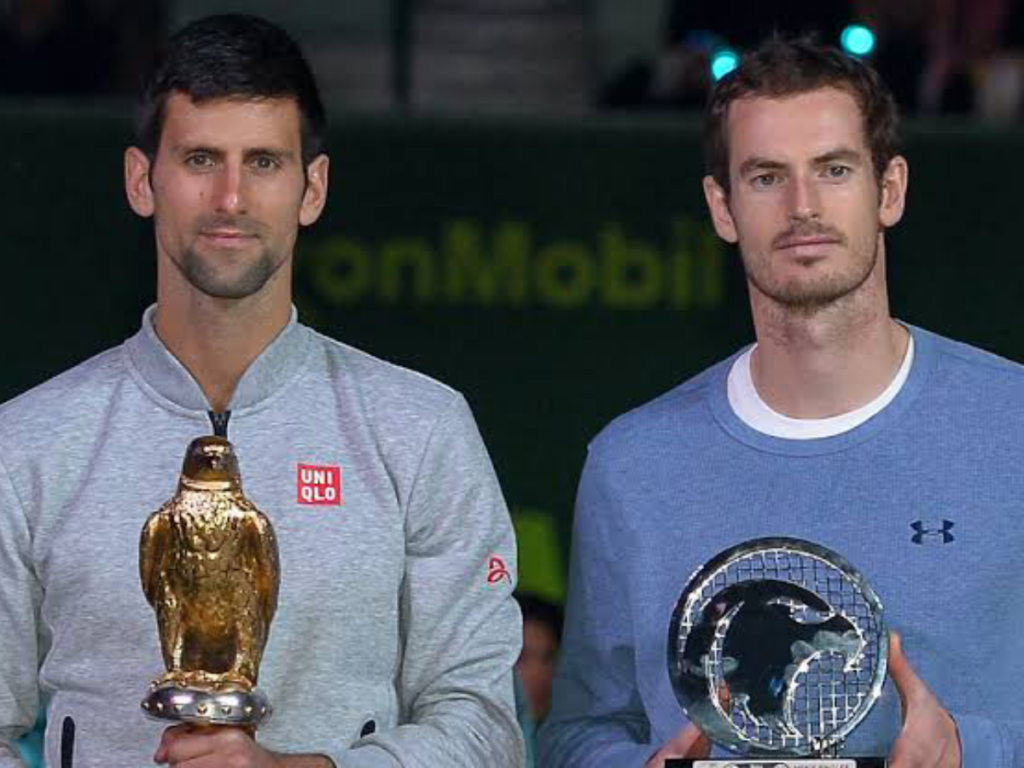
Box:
(154, 731), (169, 763)
(650, 722), (712, 765)
(690, 731), (712, 758)
(675, 723), (712, 758)
(887, 631), (925, 719)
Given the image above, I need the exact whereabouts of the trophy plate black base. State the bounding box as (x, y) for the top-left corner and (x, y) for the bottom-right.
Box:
(665, 759), (887, 767)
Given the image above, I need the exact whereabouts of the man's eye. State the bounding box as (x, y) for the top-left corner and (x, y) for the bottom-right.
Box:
(825, 165), (851, 179)
(185, 153), (213, 168)
(251, 155), (280, 171)
(752, 173), (778, 188)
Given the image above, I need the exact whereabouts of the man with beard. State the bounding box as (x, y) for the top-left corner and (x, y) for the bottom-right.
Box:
(0, 14), (523, 768)
(540, 37), (1024, 767)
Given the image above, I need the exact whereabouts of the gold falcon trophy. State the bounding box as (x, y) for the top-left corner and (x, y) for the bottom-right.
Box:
(139, 432), (280, 729)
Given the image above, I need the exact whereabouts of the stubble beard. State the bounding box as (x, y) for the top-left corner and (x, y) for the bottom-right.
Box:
(176, 245), (286, 300)
(743, 233), (880, 317)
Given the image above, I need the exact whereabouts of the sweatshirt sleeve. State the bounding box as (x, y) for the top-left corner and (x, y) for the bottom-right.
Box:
(0, 457), (39, 768)
(952, 712), (1024, 767)
(329, 394), (524, 768)
(537, 444), (658, 768)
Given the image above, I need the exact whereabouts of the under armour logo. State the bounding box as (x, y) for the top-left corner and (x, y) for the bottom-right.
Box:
(910, 519), (955, 545)
(486, 555), (511, 585)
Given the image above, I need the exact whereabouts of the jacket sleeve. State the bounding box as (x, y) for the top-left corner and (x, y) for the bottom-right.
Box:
(331, 394), (524, 768)
(0, 457), (38, 768)
(537, 443), (658, 768)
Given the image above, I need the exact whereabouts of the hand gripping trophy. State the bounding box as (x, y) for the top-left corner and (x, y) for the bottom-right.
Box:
(139, 433), (280, 729)
(667, 538), (889, 767)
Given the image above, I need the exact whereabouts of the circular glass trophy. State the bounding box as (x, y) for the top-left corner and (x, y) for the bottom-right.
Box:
(667, 537), (888, 767)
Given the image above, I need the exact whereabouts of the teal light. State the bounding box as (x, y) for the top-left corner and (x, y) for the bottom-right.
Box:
(711, 49), (739, 81)
(841, 25), (876, 57)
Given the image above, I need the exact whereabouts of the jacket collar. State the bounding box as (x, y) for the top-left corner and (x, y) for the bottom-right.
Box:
(125, 304), (311, 412)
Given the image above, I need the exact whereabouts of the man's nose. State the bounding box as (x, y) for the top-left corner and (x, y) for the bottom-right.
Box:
(213, 163), (246, 214)
(786, 174), (820, 221)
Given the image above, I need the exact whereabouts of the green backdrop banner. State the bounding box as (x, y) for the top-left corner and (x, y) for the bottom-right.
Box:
(4, 106), (1024, 598)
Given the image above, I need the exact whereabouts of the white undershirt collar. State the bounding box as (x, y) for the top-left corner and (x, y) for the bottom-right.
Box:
(727, 336), (915, 440)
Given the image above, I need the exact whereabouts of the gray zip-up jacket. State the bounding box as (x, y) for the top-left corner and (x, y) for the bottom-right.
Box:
(0, 307), (524, 767)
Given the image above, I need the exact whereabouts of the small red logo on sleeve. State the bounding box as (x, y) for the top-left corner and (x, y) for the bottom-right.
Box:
(486, 555), (511, 585)
(297, 464), (343, 506)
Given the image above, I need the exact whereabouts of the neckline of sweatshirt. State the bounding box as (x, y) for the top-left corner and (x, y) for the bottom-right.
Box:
(706, 324), (937, 458)
(123, 304), (312, 416)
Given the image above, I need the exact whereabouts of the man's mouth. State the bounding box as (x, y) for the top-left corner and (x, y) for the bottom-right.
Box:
(775, 235), (841, 250)
(199, 230), (258, 247)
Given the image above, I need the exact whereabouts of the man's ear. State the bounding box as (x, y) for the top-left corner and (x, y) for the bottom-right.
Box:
(299, 154), (330, 226)
(702, 175), (738, 244)
(878, 155), (909, 228)
(125, 147), (155, 218)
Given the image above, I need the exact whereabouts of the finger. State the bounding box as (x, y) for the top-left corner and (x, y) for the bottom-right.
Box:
(166, 754), (228, 768)
(646, 723), (712, 767)
(887, 632), (926, 718)
(689, 731), (712, 758)
(888, 726), (934, 768)
(716, 684), (731, 712)
(672, 723), (712, 757)
(887, 720), (917, 768)
(161, 725), (247, 764)
(886, 633), (962, 768)
(161, 733), (212, 764)
(155, 724), (194, 763)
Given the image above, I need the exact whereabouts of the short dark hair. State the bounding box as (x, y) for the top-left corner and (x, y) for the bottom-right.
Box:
(516, 592), (564, 643)
(135, 14), (327, 167)
(704, 36), (901, 193)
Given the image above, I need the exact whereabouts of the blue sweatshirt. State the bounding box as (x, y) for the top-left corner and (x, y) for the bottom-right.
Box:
(540, 326), (1024, 767)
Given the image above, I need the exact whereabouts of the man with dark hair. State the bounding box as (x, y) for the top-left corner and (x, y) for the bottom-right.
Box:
(134, 13), (327, 169)
(540, 36), (1024, 767)
(515, 592), (564, 723)
(0, 14), (523, 768)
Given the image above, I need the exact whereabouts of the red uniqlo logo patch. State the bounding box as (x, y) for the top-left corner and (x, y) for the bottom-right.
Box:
(297, 464), (343, 506)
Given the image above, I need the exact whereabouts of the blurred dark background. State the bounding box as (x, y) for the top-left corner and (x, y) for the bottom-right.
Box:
(5, 0), (1024, 606)
(7, 1), (1024, 116)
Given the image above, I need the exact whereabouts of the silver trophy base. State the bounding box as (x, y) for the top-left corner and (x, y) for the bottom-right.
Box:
(666, 760), (886, 767)
(141, 684), (272, 727)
